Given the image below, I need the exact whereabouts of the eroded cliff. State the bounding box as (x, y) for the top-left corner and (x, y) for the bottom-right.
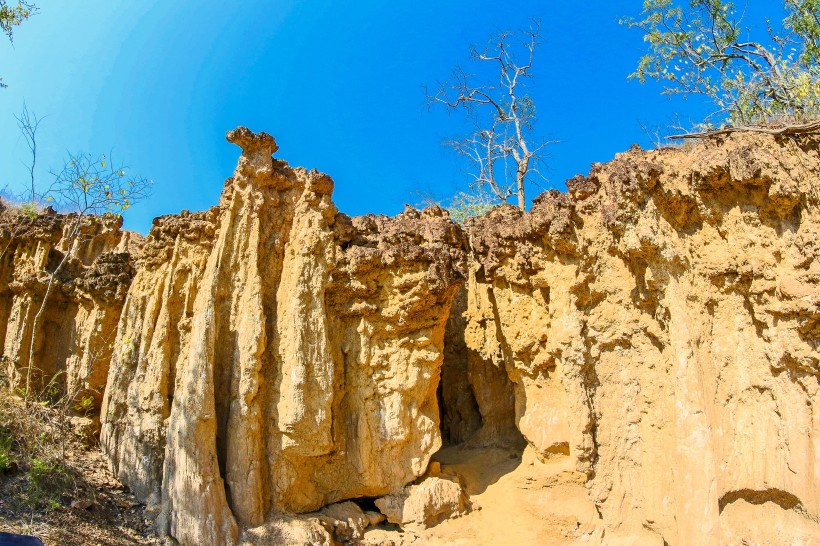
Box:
(100, 128), (466, 545)
(0, 209), (139, 405)
(462, 132), (820, 545)
(1, 127), (816, 546)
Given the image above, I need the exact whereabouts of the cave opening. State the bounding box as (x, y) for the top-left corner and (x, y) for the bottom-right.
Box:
(436, 285), (526, 452)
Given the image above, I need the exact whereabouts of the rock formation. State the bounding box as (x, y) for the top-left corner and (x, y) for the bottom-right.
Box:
(100, 128), (466, 545)
(99, 206), (219, 504)
(1, 127), (816, 545)
(375, 476), (471, 529)
(0, 208), (139, 405)
(463, 132), (820, 544)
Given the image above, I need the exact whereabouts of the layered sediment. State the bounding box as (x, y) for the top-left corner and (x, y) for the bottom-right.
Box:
(1, 127), (817, 545)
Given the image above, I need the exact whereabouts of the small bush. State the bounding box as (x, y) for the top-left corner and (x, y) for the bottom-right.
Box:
(445, 191), (495, 225)
(0, 386), (77, 512)
(419, 190), (496, 226)
(19, 201), (38, 219)
(73, 395), (95, 415)
(25, 456), (71, 510)
(0, 428), (13, 473)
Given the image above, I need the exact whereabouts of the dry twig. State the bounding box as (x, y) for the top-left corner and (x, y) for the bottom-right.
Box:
(667, 119), (820, 139)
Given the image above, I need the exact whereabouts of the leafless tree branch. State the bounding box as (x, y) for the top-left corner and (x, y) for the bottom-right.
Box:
(14, 102), (43, 203)
(426, 19), (552, 211)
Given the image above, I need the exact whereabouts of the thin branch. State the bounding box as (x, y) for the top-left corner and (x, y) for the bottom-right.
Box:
(666, 119), (820, 139)
(14, 103), (44, 203)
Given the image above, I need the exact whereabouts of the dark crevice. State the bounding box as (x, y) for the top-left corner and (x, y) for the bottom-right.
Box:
(543, 442), (570, 457)
(718, 488), (802, 513)
(579, 320), (601, 472)
(438, 280), (525, 454)
(438, 285), (481, 445)
(349, 496), (378, 512)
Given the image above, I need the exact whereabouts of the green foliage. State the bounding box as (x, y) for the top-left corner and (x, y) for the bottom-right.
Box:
(0, 428), (13, 473)
(443, 190), (495, 225)
(785, 0), (820, 64)
(0, 450), (10, 473)
(72, 395), (95, 415)
(0, 1), (36, 88)
(19, 201), (37, 219)
(0, 1), (34, 42)
(623, 0), (820, 125)
(25, 456), (69, 510)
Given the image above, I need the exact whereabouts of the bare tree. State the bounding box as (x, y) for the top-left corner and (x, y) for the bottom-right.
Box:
(427, 20), (553, 211)
(24, 152), (151, 398)
(14, 103), (43, 203)
(0, 104), (43, 266)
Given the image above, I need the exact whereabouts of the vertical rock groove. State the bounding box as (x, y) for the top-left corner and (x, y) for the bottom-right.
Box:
(100, 128), (467, 544)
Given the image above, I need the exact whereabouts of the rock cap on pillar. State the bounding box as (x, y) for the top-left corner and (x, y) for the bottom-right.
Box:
(226, 126), (278, 155)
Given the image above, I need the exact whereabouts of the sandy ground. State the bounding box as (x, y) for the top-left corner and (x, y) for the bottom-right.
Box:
(363, 445), (604, 546)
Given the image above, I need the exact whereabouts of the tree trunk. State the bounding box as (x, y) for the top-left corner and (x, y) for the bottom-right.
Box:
(25, 223), (78, 398)
(516, 159), (529, 211)
(25, 273), (56, 397)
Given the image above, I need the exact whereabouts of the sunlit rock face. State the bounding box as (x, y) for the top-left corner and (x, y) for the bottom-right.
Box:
(0, 210), (139, 406)
(85, 126), (819, 545)
(464, 133), (820, 545)
(100, 128), (466, 546)
(99, 206), (219, 506)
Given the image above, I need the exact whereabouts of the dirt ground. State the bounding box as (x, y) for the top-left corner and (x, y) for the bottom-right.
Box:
(0, 393), (160, 546)
(363, 445), (604, 546)
(1, 390), (603, 546)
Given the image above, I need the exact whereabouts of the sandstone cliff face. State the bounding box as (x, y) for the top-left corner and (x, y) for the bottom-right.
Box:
(464, 133), (820, 545)
(12, 127), (805, 545)
(0, 210), (139, 405)
(100, 207), (219, 505)
(100, 129), (466, 546)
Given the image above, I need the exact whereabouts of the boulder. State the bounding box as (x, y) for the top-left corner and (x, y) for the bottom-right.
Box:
(375, 477), (471, 529)
(318, 501), (370, 542)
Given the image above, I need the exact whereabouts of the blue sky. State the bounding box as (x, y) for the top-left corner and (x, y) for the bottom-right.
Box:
(0, 1), (737, 233)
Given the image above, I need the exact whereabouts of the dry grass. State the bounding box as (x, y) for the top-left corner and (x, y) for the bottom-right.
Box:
(0, 381), (160, 546)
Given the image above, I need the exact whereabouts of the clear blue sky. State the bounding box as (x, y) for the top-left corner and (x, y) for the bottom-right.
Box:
(0, 1), (751, 233)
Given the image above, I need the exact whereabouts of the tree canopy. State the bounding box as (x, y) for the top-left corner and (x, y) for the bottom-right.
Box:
(624, 0), (820, 125)
(1, 1), (35, 43)
(1, 1), (36, 87)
